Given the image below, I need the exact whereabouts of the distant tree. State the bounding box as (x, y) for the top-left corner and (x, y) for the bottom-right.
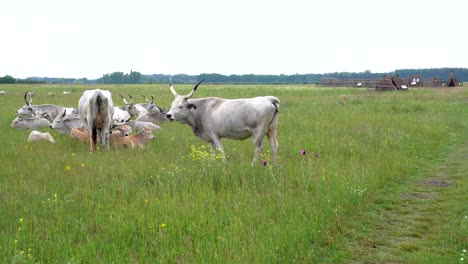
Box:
(128, 70), (142, 84)
(0, 75), (16, 83)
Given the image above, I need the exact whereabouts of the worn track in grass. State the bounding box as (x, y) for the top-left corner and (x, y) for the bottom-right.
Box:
(345, 141), (468, 263)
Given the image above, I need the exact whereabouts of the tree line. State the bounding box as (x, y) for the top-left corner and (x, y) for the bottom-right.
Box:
(2, 68), (467, 84)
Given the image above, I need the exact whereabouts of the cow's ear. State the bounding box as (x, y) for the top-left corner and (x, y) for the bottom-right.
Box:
(187, 103), (197, 110)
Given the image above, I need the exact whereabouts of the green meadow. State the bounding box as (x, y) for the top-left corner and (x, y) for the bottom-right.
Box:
(0, 84), (466, 263)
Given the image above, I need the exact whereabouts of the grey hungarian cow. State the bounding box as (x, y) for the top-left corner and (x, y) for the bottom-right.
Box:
(166, 80), (280, 165)
(78, 89), (114, 151)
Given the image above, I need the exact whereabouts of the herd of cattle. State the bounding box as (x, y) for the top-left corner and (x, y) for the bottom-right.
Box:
(11, 90), (167, 150)
(8, 81), (281, 164)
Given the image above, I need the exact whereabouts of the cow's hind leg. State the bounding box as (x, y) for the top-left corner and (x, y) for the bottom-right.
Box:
(251, 133), (264, 165)
(90, 125), (97, 151)
(267, 127), (279, 162)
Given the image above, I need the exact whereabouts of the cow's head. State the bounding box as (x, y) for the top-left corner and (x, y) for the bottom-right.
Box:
(10, 116), (23, 128)
(16, 92), (35, 116)
(141, 95), (162, 114)
(141, 127), (155, 140)
(119, 94), (139, 117)
(50, 109), (69, 130)
(113, 119), (132, 137)
(166, 79), (205, 122)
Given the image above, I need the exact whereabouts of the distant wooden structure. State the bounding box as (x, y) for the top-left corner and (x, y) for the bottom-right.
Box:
(319, 70), (463, 89)
(391, 75), (408, 90)
(448, 70), (458, 87)
(375, 75), (398, 91)
(319, 78), (379, 88)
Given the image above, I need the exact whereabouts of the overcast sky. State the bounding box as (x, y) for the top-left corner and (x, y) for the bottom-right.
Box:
(1, 0), (466, 79)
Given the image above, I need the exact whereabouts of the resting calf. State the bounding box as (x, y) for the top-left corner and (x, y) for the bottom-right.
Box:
(70, 125), (131, 143)
(113, 128), (155, 149)
(27, 130), (55, 143)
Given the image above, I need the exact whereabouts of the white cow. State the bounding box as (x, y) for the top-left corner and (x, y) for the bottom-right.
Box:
(128, 120), (161, 133)
(166, 80), (280, 164)
(113, 108), (131, 124)
(17, 92), (77, 119)
(78, 89), (114, 151)
(116, 95), (139, 118)
(50, 109), (85, 134)
(135, 109), (168, 124)
(135, 95), (162, 116)
(27, 130), (55, 143)
(10, 114), (52, 129)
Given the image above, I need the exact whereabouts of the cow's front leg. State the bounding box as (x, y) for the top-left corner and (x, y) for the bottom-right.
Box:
(210, 138), (227, 163)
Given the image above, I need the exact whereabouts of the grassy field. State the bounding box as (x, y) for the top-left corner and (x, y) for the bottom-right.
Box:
(0, 84), (466, 263)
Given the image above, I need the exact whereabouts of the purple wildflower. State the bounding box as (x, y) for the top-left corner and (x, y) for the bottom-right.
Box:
(262, 160), (268, 166)
(314, 152), (319, 157)
(301, 149), (306, 155)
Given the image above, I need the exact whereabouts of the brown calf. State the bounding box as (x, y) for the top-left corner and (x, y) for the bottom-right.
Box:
(70, 125), (131, 143)
(113, 128), (155, 149)
(70, 127), (89, 142)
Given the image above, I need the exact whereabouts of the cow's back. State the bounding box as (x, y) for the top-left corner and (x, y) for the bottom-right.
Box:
(208, 97), (277, 139)
(79, 89), (114, 126)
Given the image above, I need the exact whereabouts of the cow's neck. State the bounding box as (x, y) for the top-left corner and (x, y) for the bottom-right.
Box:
(186, 99), (205, 137)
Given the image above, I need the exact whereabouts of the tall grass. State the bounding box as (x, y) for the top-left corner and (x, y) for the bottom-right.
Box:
(0, 84), (466, 262)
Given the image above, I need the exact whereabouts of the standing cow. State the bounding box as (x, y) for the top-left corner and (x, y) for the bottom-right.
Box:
(166, 80), (280, 165)
(78, 89), (114, 151)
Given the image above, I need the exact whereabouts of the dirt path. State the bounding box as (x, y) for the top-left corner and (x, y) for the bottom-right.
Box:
(347, 142), (468, 263)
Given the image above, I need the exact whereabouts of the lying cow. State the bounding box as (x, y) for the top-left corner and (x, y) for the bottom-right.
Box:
(128, 120), (161, 133)
(10, 114), (52, 129)
(27, 130), (55, 143)
(50, 110), (85, 134)
(116, 95), (139, 118)
(135, 95), (162, 116)
(166, 80), (280, 164)
(113, 127), (155, 149)
(113, 108), (131, 124)
(17, 91), (77, 119)
(135, 108), (168, 124)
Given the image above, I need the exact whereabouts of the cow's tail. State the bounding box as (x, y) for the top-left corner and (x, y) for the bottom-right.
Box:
(265, 96), (280, 130)
(265, 96), (280, 162)
(91, 92), (110, 146)
(95, 92), (110, 129)
(265, 96), (280, 114)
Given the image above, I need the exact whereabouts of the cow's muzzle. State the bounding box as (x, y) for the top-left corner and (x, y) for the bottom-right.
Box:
(166, 113), (174, 121)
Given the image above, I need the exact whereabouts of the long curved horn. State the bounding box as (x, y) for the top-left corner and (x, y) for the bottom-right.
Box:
(128, 95), (133, 104)
(141, 95), (150, 103)
(153, 103), (162, 113)
(120, 94), (129, 104)
(186, 79), (205, 98)
(169, 77), (178, 96)
(150, 95), (154, 103)
(24, 92), (29, 105)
